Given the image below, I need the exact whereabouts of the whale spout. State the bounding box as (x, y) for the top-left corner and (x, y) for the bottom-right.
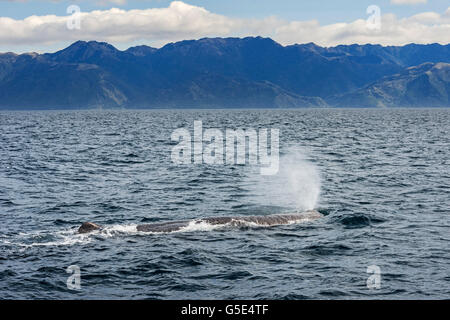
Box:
(78, 222), (102, 234)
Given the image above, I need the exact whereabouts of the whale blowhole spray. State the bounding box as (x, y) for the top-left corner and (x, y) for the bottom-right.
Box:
(246, 148), (321, 212)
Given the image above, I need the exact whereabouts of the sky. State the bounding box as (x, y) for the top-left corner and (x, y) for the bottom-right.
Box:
(0, 0), (449, 53)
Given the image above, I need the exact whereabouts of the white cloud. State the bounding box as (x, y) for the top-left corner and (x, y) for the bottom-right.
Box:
(0, 1), (449, 51)
(96, 0), (127, 6)
(391, 0), (427, 5)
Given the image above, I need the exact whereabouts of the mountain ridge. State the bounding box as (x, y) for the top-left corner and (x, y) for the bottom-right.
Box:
(328, 62), (450, 108)
(0, 37), (449, 109)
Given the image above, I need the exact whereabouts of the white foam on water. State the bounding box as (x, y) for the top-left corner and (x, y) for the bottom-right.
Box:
(4, 224), (140, 248)
(99, 224), (139, 237)
(135, 220), (226, 235)
(180, 220), (226, 233)
(5, 229), (93, 248)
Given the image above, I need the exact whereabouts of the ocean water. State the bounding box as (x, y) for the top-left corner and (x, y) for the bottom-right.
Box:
(0, 108), (449, 299)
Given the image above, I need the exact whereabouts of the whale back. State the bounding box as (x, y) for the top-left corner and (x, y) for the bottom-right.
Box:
(78, 210), (322, 234)
(135, 210), (322, 233)
(136, 221), (190, 233)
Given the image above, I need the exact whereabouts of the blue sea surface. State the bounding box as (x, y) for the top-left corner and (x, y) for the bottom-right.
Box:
(0, 108), (449, 299)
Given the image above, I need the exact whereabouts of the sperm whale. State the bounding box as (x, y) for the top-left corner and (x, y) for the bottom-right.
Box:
(78, 210), (322, 234)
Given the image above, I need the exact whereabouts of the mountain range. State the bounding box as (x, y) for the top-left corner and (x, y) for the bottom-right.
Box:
(0, 37), (449, 109)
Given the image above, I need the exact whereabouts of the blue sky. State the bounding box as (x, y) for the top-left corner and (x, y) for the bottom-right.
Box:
(1, 0), (449, 53)
(2, 0), (449, 22)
